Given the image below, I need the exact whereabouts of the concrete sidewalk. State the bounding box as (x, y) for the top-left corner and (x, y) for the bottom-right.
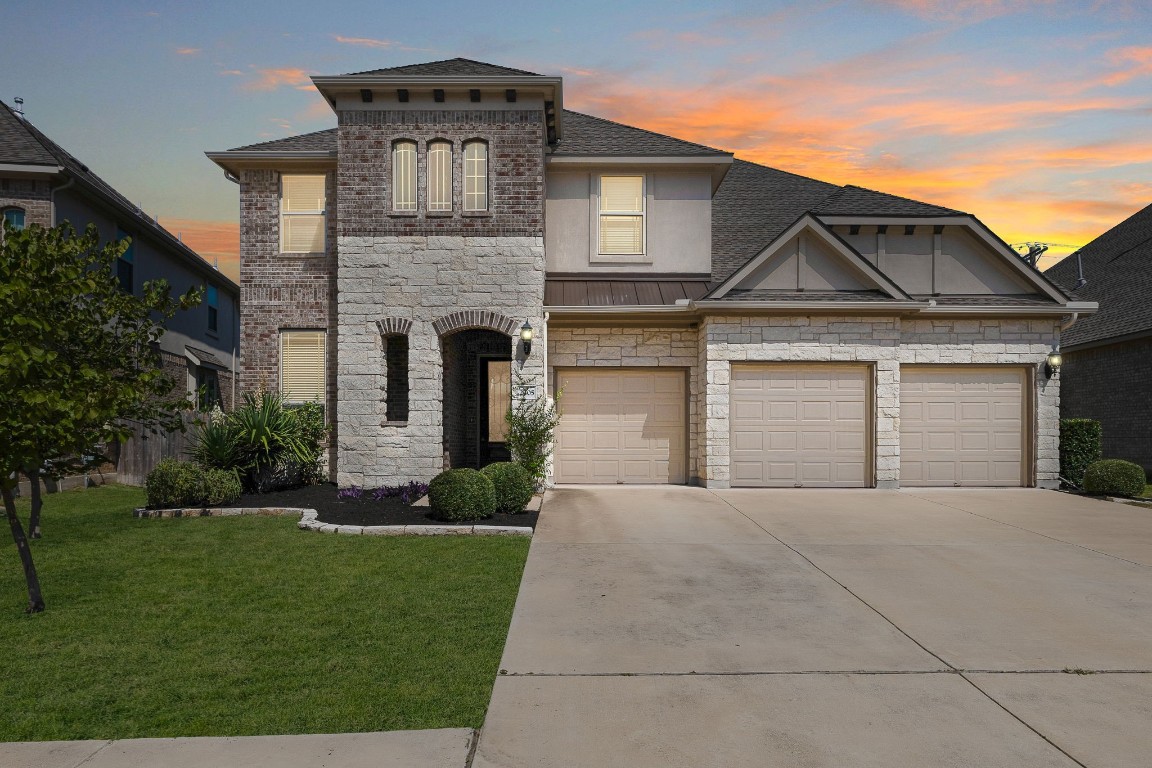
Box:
(1, 729), (474, 768)
(473, 487), (1152, 767)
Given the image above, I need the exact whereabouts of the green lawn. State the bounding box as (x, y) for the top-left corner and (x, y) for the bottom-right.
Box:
(0, 485), (529, 741)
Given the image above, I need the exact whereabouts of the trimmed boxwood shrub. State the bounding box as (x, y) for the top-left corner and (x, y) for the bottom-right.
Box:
(146, 459), (204, 509)
(1083, 459), (1146, 498)
(203, 468), (243, 506)
(428, 468), (496, 522)
(481, 462), (534, 514)
(146, 460), (242, 508)
(1060, 418), (1102, 489)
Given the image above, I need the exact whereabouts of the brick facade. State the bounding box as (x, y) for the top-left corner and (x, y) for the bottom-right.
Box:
(1061, 336), (1152, 474)
(0, 177), (53, 227)
(237, 167), (338, 464)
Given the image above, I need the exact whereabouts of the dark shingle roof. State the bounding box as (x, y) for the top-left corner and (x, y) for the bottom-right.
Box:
(230, 128), (338, 152)
(1046, 202), (1152, 347)
(710, 160), (841, 284)
(344, 58), (543, 77)
(1, 101), (237, 292)
(814, 185), (963, 216)
(554, 111), (730, 157)
(0, 101), (58, 166)
(913, 295), (1058, 307)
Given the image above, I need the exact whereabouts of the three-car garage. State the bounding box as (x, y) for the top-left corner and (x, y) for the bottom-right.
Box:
(551, 364), (1031, 488)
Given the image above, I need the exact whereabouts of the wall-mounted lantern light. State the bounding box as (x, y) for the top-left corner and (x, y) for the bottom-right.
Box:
(1045, 350), (1062, 379)
(520, 320), (534, 356)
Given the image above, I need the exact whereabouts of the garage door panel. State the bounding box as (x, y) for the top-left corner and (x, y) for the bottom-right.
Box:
(731, 364), (870, 488)
(554, 369), (687, 484)
(901, 367), (1026, 487)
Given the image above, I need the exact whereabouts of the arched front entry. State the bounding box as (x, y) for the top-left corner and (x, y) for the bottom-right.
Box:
(435, 311), (520, 470)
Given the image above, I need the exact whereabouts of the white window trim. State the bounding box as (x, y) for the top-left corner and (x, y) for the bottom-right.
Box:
(463, 140), (489, 213)
(427, 140), (453, 212)
(393, 140), (418, 213)
(591, 173), (650, 264)
(279, 174), (327, 255)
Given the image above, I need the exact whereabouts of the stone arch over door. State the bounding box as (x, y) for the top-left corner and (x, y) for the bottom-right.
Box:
(432, 310), (520, 338)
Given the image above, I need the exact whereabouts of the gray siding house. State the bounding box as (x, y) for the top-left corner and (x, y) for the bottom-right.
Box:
(1, 99), (240, 483)
(209, 58), (1094, 490)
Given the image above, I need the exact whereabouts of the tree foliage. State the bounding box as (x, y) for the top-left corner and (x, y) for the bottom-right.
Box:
(504, 375), (561, 490)
(0, 220), (199, 612)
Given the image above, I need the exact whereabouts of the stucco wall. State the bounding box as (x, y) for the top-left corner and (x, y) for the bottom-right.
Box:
(545, 170), (712, 274)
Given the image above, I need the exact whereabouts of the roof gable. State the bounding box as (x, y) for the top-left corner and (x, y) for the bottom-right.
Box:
(708, 214), (913, 301)
(1046, 201), (1152, 347)
(343, 58), (543, 77)
(814, 185), (963, 217)
(230, 128), (338, 153)
(0, 101), (59, 166)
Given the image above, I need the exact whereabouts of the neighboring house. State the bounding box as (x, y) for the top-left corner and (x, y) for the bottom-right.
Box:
(1, 99), (240, 482)
(208, 58), (1093, 490)
(1046, 203), (1152, 475)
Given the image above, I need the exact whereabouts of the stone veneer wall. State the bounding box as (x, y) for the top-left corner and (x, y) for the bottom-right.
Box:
(699, 315), (1059, 489)
(546, 326), (701, 482)
(336, 235), (545, 487)
(0, 177), (53, 227)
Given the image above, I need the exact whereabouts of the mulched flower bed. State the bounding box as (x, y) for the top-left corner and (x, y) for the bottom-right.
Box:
(225, 483), (539, 529)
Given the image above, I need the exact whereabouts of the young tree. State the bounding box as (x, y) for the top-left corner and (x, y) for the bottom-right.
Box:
(0, 221), (199, 612)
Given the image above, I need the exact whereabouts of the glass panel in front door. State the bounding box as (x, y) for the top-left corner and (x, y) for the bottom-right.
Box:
(488, 361), (511, 442)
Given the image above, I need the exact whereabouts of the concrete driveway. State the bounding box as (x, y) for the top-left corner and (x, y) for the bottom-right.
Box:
(474, 487), (1152, 768)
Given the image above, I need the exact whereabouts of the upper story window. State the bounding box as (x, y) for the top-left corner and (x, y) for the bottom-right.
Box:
(2, 207), (25, 230)
(280, 174), (326, 254)
(116, 228), (134, 292)
(464, 141), (488, 212)
(427, 141), (452, 212)
(206, 284), (219, 334)
(280, 330), (326, 404)
(393, 141), (417, 212)
(598, 176), (645, 256)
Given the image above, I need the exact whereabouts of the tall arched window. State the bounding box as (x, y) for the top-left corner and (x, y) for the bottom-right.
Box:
(427, 140), (452, 212)
(463, 141), (488, 212)
(2, 207), (25, 230)
(392, 140), (417, 212)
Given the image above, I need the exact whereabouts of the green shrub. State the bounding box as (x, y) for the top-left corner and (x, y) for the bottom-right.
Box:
(1060, 418), (1102, 489)
(189, 412), (241, 470)
(202, 468), (243, 506)
(481, 462), (534, 514)
(1083, 459), (1146, 497)
(505, 375), (561, 490)
(145, 459), (204, 509)
(428, 469), (496, 522)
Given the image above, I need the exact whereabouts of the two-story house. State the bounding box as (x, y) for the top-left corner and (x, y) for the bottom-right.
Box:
(208, 58), (1093, 490)
(1, 99), (240, 485)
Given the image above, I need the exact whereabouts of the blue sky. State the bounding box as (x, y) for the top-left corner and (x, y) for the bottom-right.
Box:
(5, 0), (1151, 279)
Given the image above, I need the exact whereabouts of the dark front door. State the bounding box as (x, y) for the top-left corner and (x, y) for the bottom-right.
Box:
(479, 358), (512, 466)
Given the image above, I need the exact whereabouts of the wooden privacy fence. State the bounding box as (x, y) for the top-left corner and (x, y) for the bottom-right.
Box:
(115, 413), (199, 487)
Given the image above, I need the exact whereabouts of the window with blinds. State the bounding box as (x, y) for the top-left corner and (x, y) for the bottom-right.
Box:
(280, 174), (326, 253)
(598, 175), (645, 255)
(393, 140), (417, 211)
(280, 330), (326, 403)
(464, 141), (488, 212)
(428, 141), (452, 212)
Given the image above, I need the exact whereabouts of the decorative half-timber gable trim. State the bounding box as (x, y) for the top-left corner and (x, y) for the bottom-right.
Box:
(432, 310), (520, 337)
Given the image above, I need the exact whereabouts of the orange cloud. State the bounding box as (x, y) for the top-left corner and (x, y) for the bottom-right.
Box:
(333, 35), (397, 48)
(1100, 45), (1152, 85)
(175, 47), (201, 55)
(161, 218), (240, 283)
(873, 0), (1056, 20)
(244, 67), (314, 91)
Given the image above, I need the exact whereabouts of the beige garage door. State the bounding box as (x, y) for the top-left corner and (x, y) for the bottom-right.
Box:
(554, 368), (687, 484)
(730, 364), (870, 488)
(900, 367), (1027, 487)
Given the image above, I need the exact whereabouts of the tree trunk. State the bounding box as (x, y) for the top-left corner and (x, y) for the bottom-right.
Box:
(2, 485), (45, 613)
(28, 468), (42, 539)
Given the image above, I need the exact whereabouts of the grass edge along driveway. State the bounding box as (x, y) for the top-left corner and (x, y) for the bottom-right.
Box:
(0, 485), (529, 741)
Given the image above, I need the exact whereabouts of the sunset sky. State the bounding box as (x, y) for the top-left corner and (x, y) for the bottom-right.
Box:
(5, 0), (1151, 281)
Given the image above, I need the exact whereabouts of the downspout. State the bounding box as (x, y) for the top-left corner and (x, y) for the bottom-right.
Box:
(1059, 313), (1079, 333)
(223, 168), (240, 407)
(542, 311), (550, 397)
(48, 173), (75, 226)
(223, 170), (240, 185)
